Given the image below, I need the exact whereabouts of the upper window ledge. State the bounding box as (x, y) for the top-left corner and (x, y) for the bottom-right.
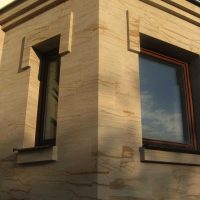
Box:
(0, 0), (69, 31)
(14, 145), (57, 164)
(139, 0), (200, 27)
(166, 0), (200, 17)
(140, 147), (200, 166)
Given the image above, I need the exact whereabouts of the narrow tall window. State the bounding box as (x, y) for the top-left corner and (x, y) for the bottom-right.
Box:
(36, 49), (60, 146)
(139, 48), (196, 151)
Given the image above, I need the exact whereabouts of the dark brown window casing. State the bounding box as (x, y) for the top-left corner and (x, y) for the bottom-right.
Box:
(35, 49), (61, 146)
(140, 48), (197, 152)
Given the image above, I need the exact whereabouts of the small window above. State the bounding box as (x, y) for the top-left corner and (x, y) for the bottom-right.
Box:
(187, 0), (200, 7)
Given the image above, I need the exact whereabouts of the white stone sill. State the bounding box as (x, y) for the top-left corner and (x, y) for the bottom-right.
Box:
(140, 147), (200, 166)
(15, 145), (57, 164)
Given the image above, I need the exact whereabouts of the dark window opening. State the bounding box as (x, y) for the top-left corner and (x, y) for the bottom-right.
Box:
(187, 0), (200, 7)
(35, 49), (61, 146)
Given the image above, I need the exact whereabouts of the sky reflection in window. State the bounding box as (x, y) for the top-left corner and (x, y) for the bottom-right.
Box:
(139, 54), (190, 144)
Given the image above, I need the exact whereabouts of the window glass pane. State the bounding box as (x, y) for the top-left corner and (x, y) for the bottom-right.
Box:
(43, 59), (60, 140)
(139, 54), (190, 143)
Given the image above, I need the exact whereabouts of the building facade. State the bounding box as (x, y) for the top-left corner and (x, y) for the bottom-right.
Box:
(0, 0), (200, 199)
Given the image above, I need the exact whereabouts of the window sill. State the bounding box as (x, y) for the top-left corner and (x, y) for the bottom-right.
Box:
(15, 145), (57, 164)
(140, 147), (200, 166)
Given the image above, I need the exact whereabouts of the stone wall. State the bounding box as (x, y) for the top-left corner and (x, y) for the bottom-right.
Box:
(98, 0), (200, 200)
(0, 0), (98, 199)
(0, 0), (200, 199)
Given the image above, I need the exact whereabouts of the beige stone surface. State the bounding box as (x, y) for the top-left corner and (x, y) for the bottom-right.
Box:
(127, 2), (200, 55)
(98, 0), (200, 200)
(0, 0), (200, 200)
(140, 148), (200, 165)
(17, 146), (57, 164)
(0, 26), (4, 64)
(164, 0), (200, 16)
(127, 11), (140, 53)
(0, 0), (69, 31)
(0, 0), (98, 199)
(139, 0), (200, 26)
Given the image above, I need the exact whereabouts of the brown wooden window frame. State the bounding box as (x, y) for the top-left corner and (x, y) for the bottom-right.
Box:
(35, 49), (61, 146)
(140, 48), (197, 152)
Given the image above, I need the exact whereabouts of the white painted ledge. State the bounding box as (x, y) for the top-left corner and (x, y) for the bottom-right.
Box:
(140, 147), (200, 166)
(16, 146), (57, 164)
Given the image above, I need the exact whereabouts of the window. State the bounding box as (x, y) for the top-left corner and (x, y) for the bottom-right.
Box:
(187, 0), (200, 6)
(139, 48), (196, 151)
(35, 49), (61, 146)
